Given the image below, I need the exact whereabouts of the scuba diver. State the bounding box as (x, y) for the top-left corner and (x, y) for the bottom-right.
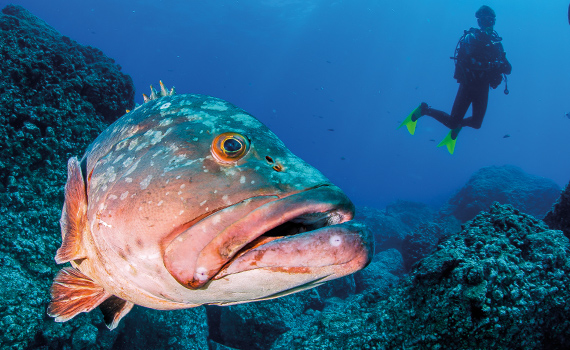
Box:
(399, 5), (512, 154)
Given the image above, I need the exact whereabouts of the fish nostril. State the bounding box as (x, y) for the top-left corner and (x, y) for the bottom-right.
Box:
(265, 156), (274, 163)
(272, 164), (283, 172)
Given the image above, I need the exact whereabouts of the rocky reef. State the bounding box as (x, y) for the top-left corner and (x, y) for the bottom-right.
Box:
(544, 182), (570, 239)
(271, 204), (570, 349)
(0, 5), (136, 350)
(442, 165), (560, 222)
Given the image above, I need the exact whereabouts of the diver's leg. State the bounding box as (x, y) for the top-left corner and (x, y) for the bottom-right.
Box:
(448, 83), (472, 129)
(461, 84), (489, 129)
(424, 84), (470, 129)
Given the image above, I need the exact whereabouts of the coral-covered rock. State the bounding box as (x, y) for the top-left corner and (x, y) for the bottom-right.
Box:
(207, 290), (322, 350)
(0, 5), (135, 350)
(272, 203), (570, 349)
(113, 307), (209, 350)
(401, 215), (461, 271)
(353, 248), (404, 293)
(443, 165), (560, 222)
(544, 182), (570, 239)
(356, 201), (436, 252)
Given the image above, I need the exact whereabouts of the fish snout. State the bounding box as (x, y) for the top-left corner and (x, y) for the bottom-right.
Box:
(163, 185), (370, 289)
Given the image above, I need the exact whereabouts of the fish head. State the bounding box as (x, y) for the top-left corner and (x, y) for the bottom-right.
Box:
(83, 93), (373, 305)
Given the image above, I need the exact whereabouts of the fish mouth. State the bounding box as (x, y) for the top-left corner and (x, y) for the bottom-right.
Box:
(164, 185), (374, 290)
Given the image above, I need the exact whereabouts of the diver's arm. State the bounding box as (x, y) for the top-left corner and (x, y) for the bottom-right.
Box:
(495, 42), (512, 75)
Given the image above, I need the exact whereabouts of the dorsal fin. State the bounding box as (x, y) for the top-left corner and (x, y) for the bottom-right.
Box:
(47, 267), (111, 322)
(55, 157), (89, 264)
(99, 295), (134, 330)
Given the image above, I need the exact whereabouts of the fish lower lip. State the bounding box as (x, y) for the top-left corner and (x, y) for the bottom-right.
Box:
(163, 185), (355, 289)
(213, 220), (373, 280)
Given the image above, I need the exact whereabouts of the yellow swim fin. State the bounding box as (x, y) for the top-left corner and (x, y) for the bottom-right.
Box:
(398, 104), (423, 135)
(437, 128), (461, 154)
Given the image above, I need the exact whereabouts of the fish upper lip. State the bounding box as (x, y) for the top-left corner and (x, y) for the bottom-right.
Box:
(163, 184), (356, 289)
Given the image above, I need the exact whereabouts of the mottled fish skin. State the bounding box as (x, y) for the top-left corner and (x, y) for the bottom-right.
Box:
(49, 90), (373, 327)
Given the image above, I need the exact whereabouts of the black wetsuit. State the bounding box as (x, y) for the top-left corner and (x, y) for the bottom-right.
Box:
(424, 28), (512, 130)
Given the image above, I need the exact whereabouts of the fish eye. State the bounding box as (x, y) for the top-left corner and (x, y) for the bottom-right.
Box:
(211, 132), (250, 163)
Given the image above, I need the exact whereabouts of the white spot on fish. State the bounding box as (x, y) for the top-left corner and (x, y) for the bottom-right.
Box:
(204, 169), (209, 173)
(99, 220), (112, 228)
(195, 267), (209, 281)
(179, 210), (184, 216)
(140, 175), (153, 190)
(180, 184), (186, 189)
(125, 159), (141, 176)
(231, 113), (260, 129)
(160, 102), (171, 110)
(251, 180), (255, 184)
(128, 139), (139, 151)
(152, 150), (164, 158)
(240, 176), (246, 184)
(192, 137), (199, 142)
(135, 142), (149, 152)
(120, 191), (129, 200)
(123, 157), (134, 168)
(113, 154), (125, 164)
(212, 215), (221, 225)
(200, 200), (207, 206)
(329, 235), (342, 247)
(157, 200), (163, 206)
(108, 194), (118, 200)
(125, 177), (133, 183)
(176, 176), (182, 180)
(202, 100), (228, 111)
(105, 166), (117, 183)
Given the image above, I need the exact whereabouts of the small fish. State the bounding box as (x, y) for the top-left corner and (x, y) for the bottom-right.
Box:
(48, 82), (373, 329)
(565, 111), (570, 119)
(503, 134), (510, 138)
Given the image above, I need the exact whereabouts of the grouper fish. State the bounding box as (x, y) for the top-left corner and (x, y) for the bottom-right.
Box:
(48, 82), (374, 329)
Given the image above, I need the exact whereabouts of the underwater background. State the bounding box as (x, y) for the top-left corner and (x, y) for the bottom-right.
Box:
(3, 0), (570, 209)
(1, 1), (570, 349)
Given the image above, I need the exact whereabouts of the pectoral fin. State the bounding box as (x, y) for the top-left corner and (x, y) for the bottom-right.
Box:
(99, 296), (134, 330)
(55, 157), (89, 264)
(47, 267), (110, 322)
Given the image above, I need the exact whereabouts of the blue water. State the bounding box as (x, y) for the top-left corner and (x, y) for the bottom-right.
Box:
(3, 0), (570, 208)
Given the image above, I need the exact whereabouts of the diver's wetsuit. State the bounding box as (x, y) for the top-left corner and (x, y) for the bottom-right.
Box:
(423, 28), (511, 130)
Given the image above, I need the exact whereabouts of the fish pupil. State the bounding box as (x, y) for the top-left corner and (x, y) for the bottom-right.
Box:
(223, 138), (242, 154)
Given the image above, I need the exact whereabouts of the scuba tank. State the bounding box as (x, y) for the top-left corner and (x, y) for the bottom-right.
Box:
(451, 28), (509, 95)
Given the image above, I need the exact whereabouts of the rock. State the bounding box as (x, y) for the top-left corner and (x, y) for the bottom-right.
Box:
(356, 201), (436, 252)
(544, 182), (570, 239)
(0, 5), (135, 349)
(353, 248), (404, 293)
(400, 215), (461, 271)
(271, 203), (570, 349)
(208, 290), (322, 350)
(71, 324), (98, 350)
(442, 165), (560, 222)
(112, 306), (209, 350)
